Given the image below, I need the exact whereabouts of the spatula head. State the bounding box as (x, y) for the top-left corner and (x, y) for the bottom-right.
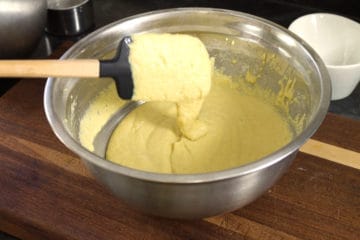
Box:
(99, 36), (134, 100)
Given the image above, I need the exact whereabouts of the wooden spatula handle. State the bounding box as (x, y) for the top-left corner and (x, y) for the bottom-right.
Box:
(0, 60), (100, 78)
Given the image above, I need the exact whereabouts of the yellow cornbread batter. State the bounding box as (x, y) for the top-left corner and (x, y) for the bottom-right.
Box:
(129, 33), (212, 140)
(79, 33), (294, 174)
(105, 71), (292, 174)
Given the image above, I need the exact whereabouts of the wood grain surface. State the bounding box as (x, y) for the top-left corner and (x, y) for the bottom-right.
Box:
(0, 43), (359, 240)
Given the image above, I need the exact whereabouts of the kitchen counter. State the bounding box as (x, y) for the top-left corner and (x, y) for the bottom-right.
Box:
(0, 1), (359, 240)
(0, 56), (359, 239)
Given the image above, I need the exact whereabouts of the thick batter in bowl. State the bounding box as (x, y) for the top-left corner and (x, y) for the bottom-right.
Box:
(44, 8), (330, 219)
(81, 61), (294, 174)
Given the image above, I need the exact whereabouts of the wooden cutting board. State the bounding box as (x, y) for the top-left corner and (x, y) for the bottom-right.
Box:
(0, 43), (359, 240)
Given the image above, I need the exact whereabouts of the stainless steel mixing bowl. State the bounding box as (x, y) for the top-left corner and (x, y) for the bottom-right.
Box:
(44, 8), (331, 219)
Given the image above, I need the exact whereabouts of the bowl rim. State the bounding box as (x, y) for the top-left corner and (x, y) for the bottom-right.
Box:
(44, 7), (331, 184)
(47, 0), (90, 10)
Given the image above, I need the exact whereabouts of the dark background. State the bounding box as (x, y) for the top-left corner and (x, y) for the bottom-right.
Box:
(91, 0), (360, 27)
(0, 0), (359, 239)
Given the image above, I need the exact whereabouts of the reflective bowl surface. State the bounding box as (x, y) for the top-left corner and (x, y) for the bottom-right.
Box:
(44, 8), (330, 219)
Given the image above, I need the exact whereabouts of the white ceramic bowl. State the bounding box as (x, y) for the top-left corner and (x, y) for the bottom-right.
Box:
(289, 13), (360, 100)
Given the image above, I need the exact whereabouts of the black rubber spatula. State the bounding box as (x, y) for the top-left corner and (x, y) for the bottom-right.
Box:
(0, 37), (134, 99)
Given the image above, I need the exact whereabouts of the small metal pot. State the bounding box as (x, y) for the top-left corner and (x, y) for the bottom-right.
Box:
(0, 0), (47, 58)
(44, 8), (331, 219)
(46, 0), (94, 36)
